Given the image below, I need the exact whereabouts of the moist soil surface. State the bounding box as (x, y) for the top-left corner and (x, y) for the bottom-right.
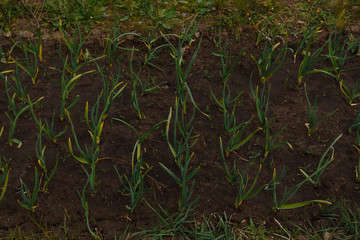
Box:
(0, 26), (360, 239)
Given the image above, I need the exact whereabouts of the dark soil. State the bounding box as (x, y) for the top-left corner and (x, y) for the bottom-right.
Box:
(0, 26), (360, 239)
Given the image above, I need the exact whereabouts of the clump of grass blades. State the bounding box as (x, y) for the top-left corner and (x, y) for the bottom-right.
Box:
(133, 200), (197, 239)
(292, 203), (360, 240)
(133, 201), (241, 239)
(340, 204), (360, 239)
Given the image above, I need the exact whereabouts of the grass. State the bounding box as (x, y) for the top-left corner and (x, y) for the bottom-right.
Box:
(1, 0), (360, 239)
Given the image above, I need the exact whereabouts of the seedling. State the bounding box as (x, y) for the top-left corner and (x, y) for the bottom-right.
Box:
(85, 80), (126, 144)
(210, 79), (243, 134)
(113, 28), (170, 71)
(58, 20), (86, 74)
(58, 57), (95, 121)
(23, 27), (43, 62)
(104, 14), (121, 66)
(77, 179), (101, 239)
(129, 47), (145, 119)
(4, 84), (43, 147)
(339, 78), (360, 106)
(12, 50), (39, 85)
(304, 83), (338, 136)
(353, 128), (360, 182)
(212, 27), (245, 83)
(67, 111), (99, 194)
(114, 143), (151, 213)
(220, 137), (252, 185)
(264, 119), (290, 159)
(6, 65), (27, 104)
(17, 167), (39, 212)
(225, 118), (261, 157)
(250, 73), (270, 128)
(252, 19), (288, 84)
(220, 139), (265, 208)
(0, 33), (6, 70)
(296, 23), (327, 85)
(349, 110), (360, 133)
(159, 105), (200, 210)
(112, 118), (166, 212)
(272, 168), (332, 212)
(29, 106), (67, 143)
(317, 15), (360, 80)
(36, 126), (59, 192)
(0, 156), (11, 202)
(211, 39), (257, 143)
(128, 45), (166, 98)
(211, 77), (259, 156)
(161, 17), (209, 118)
(300, 134), (342, 187)
(57, 20), (105, 76)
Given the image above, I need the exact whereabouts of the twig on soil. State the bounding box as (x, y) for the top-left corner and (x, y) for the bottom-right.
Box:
(233, 151), (250, 162)
(274, 218), (292, 240)
(20, 0), (41, 29)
